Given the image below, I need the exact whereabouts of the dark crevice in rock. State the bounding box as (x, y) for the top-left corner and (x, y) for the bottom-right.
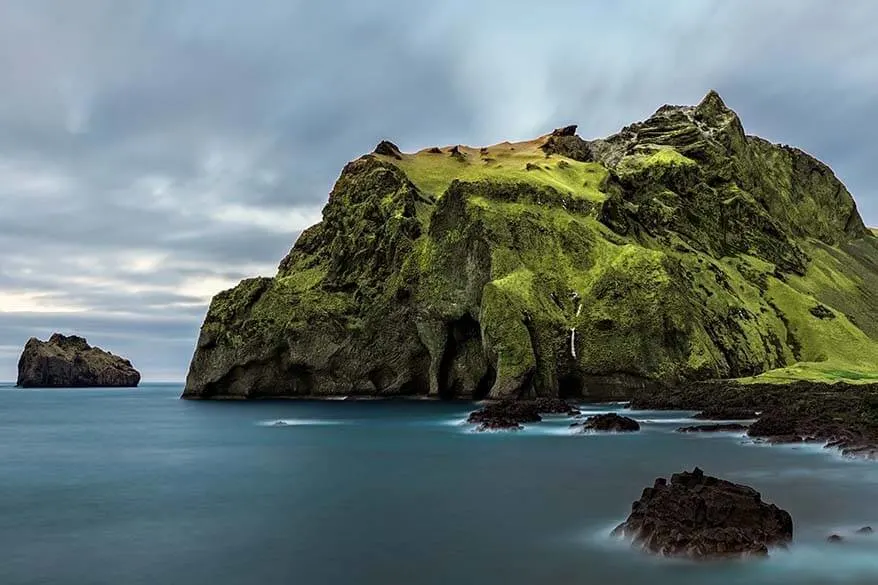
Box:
(438, 314), (490, 399)
(558, 373), (584, 398)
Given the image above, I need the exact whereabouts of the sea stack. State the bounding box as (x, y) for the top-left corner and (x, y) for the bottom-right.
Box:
(16, 334), (141, 388)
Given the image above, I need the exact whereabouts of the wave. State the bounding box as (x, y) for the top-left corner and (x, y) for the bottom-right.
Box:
(633, 418), (703, 424)
(258, 419), (345, 427)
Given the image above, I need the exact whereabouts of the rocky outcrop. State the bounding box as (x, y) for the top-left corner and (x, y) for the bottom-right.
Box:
(612, 467), (793, 559)
(183, 91), (878, 400)
(630, 379), (878, 459)
(572, 412), (640, 433)
(17, 334), (140, 388)
(694, 408), (758, 420)
(677, 423), (749, 433)
(466, 398), (579, 431)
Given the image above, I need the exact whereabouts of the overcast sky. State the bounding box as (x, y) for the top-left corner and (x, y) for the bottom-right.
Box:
(1, 1), (876, 381)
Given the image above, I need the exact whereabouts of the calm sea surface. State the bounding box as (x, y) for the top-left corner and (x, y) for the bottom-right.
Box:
(2, 382), (877, 585)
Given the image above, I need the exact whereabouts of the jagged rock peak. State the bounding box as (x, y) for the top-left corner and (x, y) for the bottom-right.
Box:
(17, 333), (141, 388)
(551, 125), (578, 137)
(373, 140), (402, 159)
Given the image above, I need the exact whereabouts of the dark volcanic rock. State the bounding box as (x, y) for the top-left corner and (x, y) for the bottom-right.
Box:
(857, 526), (873, 534)
(533, 397), (579, 415)
(631, 379), (878, 459)
(467, 401), (542, 430)
(809, 304), (835, 319)
(677, 423), (749, 433)
(612, 467), (793, 559)
(572, 412), (640, 433)
(373, 140), (402, 159)
(693, 407), (758, 420)
(540, 128), (593, 161)
(17, 334), (141, 388)
(467, 398), (579, 430)
(551, 125), (578, 137)
(827, 534), (844, 543)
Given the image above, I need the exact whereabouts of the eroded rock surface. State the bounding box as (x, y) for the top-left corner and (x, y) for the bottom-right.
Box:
(17, 334), (140, 388)
(612, 467), (793, 559)
(572, 412), (640, 433)
(183, 91), (878, 400)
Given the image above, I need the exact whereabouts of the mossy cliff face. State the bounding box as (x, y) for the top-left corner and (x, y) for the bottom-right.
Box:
(183, 91), (878, 400)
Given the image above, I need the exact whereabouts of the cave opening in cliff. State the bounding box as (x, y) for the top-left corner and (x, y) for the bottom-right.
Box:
(472, 364), (496, 401)
(438, 314), (492, 400)
(558, 373), (585, 399)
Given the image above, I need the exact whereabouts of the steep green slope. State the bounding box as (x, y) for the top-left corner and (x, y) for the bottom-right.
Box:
(183, 91), (878, 400)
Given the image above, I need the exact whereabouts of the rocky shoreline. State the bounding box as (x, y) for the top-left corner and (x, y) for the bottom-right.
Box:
(631, 380), (878, 460)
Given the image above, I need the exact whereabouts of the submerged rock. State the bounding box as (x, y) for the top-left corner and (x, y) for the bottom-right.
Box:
(572, 413), (640, 433)
(612, 467), (793, 559)
(857, 526), (873, 534)
(17, 334), (140, 388)
(827, 534), (844, 543)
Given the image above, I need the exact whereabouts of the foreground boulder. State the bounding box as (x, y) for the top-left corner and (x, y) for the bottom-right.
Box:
(612, 467), (793, 559)
(17, 334), (140, 388)
(572, 412), (640, 433)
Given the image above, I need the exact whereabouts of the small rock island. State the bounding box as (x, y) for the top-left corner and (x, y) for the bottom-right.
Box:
(613, 467), (793, 559)
(17, 333), (141, 388)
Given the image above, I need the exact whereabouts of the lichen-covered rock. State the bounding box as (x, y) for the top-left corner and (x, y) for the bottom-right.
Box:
(183, 91), (878, 400)
(612, 467), (793, 559)
(17, 334), (140, 388)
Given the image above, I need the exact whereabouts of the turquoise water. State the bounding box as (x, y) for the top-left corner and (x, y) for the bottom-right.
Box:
(2, 383), (877, 585)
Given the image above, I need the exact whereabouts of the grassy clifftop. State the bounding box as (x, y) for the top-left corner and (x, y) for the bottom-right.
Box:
(183, 91), (878, 399)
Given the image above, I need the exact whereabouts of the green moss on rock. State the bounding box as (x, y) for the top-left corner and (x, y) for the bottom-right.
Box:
(183, 91), (878, 399)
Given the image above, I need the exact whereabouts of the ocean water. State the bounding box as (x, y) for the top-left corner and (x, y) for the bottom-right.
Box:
(2, 383), (878, 585)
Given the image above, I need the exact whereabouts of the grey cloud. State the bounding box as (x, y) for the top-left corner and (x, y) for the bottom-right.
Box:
(0, 0), (876, 380)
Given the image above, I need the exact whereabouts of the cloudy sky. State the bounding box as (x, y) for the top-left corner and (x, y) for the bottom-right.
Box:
(1, 1), (876, 381)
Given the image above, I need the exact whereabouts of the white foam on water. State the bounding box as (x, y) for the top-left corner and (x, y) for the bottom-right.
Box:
(258, 419), (345, 427)
(634, 418), (703, 425)
(439, 417), (471, 427)
(759, 541), (878, 581)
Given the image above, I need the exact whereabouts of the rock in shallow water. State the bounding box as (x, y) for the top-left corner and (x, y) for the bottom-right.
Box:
(17, 333), (140, 388)
(693, 408), (758, 420)
(612, 467), (793, 559)
(677, 423), (749, 433)
(571, 413), (640, 433)
(466, 398), (578, 431)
